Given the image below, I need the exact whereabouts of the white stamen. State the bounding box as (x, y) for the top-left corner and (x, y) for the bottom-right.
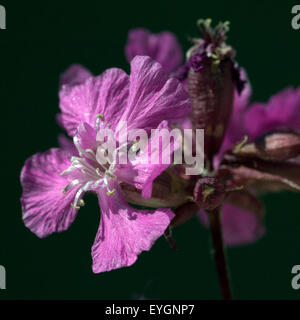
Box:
(96, 113), (105, 131)
(105, 170), (116, 178)
(62, 113), (126, 207)
(106, 189), (116, 196)
(61, 179), (81, 194)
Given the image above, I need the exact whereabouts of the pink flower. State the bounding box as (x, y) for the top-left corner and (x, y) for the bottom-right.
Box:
(20, 56), (190, 273)
(221, 85), (300, 152)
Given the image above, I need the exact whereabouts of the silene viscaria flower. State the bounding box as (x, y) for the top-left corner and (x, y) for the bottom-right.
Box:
(20, 55), (190, 273)
(20, 17), (300, 299)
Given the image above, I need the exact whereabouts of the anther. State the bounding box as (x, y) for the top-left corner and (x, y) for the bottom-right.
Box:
(78, 199), (85, 207)
(233, 136), (249, 154)
(226, 185), (244, 192)
(85, 149), (95, 156)
(106, 189), (116, 196)
(96, 113), (105, 121)
(71, 203), (81, 210)
(105, 170), (116, 178)
(202, 186), (215, 202)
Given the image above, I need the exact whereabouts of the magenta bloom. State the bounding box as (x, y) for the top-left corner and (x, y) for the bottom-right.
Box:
(221, 85), (300, 153)
(20, 56), (190, 273)
(125, 25), (300, 248)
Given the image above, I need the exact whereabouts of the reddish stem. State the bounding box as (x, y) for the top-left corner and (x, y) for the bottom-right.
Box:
(207, 207), (233, 300)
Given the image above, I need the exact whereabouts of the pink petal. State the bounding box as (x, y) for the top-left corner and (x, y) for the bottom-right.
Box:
(59, 64), (92, 87)
(121, 170), (189, 209)
(92, 186), (174, 273)
(20, 148), (81, 238)
(244, 87), (300, 140)
(125, 28), (183, 73)
(58, 68), (129, 136)
(116, 121), (181, 198)
(117, 160), (169, 199)
(116, 161), (169, 199)
(73, 122), (97, 153)
(119, 56), (190, 133)
(58, 134), (78, 155)
(198, 202), (265, 246)
(233, 68), (252, 112)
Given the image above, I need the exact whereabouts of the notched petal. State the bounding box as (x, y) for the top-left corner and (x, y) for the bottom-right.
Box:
(125, 28), (183, 73)
(92, 187), (174, 273)
(20, 148), (82, 238)
(59, 64), (92, 88)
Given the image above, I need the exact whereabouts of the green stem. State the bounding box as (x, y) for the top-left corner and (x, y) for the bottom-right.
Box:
(207, 206), (233, 300)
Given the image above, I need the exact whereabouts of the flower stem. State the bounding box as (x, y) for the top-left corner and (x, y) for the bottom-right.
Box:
(207, 206), (233, 300)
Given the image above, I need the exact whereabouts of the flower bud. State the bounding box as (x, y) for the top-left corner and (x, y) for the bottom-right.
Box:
(234, 131), (300, 161)
(187, 19), (244, 161)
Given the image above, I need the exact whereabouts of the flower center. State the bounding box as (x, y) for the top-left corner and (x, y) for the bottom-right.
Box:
(61, 113), (128, 210)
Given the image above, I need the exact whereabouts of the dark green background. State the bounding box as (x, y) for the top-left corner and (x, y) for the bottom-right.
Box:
(1, 0), (300, 299)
